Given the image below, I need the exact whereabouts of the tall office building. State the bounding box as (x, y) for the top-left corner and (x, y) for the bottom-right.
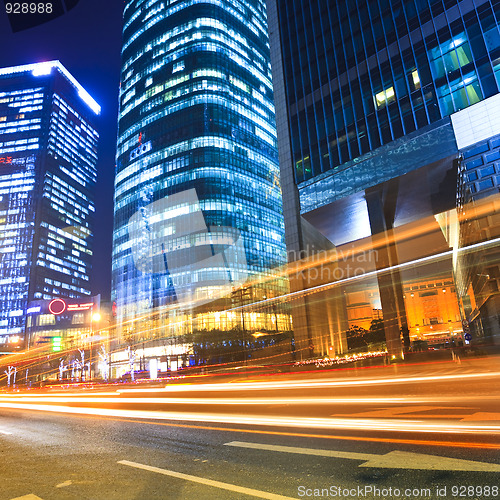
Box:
(267, 0), (500, 356)
(0, 61), (100, 350)
(113, 0), (287, 336)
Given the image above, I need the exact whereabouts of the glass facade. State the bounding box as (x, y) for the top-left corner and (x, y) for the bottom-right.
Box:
(0, 62), (100, 347)
(266, 0), (500, 358)
(113, 0), (287, 327)
(462, 133), (500, 197)
(274, 0), (500, 186)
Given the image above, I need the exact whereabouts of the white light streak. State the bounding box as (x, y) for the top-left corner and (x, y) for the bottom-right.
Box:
(117, 371), (500, 394)
(0, 403), (498, 435)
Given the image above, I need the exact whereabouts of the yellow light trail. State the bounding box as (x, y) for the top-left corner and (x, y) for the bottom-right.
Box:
(116, 370), (500, 393)
(0, 402), (499, 436)
(16, 412), (497, 450)
(0, 396), (447, 405)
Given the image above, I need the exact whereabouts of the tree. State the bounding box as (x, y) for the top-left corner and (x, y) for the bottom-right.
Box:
(366, 319), (386, 346)
(4, 366), (16, 387)
(346, 326), (368, 351)
(78, 349), (86, 381)
(127, 346), (136, 381)
(98, 346), (110, 381)
(59, 359), (65, 381)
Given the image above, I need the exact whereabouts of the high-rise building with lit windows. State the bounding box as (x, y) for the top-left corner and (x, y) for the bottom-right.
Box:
(0, 61), (100, 350)
(267, 0), (500, 250)
(112, 0), (287, 337)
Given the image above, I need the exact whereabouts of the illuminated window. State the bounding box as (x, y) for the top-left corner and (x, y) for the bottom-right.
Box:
(411, 70), (421, 90)
(38, 314), (55, 326)
(429, 34), (473, 79)
(72, 313), (85, 325)
(436, 72), (482, 115)
(374, 86), (395, 109)
(172, 60), (185, 73)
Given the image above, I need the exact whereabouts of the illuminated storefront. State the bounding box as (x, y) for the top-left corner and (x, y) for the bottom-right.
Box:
(25, 296), (102, 351)
(0, 62), (100, 350)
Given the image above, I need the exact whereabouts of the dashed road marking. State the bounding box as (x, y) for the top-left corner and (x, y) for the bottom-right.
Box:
(118, 459), (296, 499)
(10, 495), (44, 500)
(55, 480), (72, 488)
(225, 441), (500, 472)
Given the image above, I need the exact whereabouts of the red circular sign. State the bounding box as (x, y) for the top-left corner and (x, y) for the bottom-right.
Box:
(49, 298), (66, 315)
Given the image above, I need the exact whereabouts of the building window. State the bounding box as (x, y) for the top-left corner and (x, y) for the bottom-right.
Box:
(374, 86), (395, 109)
(429, 34), (473, 79)
(493, 59), (500, 88)
(173, 60), (185, 73)
(38, 314), (55, 326)
(478, 178), (494, 190)
(72, 313), (85, 325)
(411, 70), (421, 90)
(295, 156), (311, 178)
(436, 73), (482, 116)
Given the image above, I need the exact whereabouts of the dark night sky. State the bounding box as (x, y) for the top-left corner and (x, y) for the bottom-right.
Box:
(1, 1), (125, 301)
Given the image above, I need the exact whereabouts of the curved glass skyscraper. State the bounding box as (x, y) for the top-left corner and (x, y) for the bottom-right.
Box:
(113, 0), (286, 333)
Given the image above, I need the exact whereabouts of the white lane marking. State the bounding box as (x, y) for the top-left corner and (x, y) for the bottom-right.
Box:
(361, 450), (500, 472)
(225, 441), (373, 461)
(0, 429), (12, 435)
(118, 460), (296, 500)
(10, 495), (44, 500)
(55, 480), (72, 488)
(225, 441), (500, 472)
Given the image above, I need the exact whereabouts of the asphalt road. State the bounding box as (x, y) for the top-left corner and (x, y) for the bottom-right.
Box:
(1, 407), (500, 500)
(1, 359), (500, 500)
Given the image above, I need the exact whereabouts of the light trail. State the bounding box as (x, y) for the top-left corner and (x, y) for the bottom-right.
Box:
(0, 392), (118, 398)
(0, 402), (499, 435)
(0, 394), (499, 406)
(117, 370), (500, 393)
(73, 416), (500, 450)
(0, 396), (456, 405)
(3, 370), (498, 398)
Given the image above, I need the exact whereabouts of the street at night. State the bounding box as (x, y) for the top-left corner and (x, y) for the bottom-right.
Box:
(1, 358), (500, 499)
